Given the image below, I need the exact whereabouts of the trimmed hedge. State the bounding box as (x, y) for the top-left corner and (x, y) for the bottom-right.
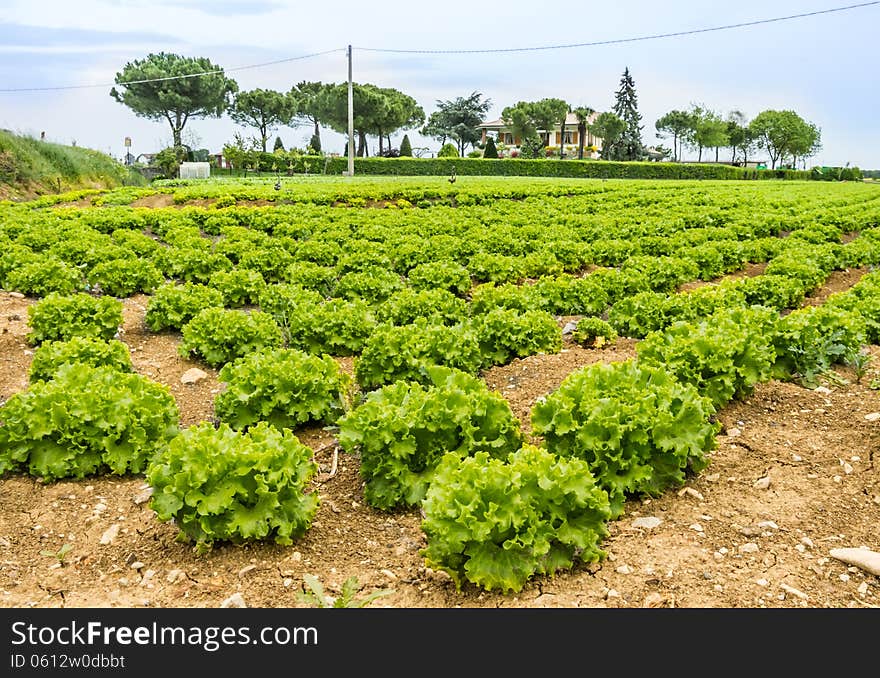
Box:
(228, 153), (813, 180)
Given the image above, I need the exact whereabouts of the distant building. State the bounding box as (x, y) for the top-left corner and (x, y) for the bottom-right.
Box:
(477, 111), (604, 158)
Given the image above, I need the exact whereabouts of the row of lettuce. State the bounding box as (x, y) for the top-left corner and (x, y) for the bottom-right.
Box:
(1, 268), (877, 592)
(1, 182), (879, 594)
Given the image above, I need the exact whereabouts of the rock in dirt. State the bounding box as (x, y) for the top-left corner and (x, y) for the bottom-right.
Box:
(643, 592), (666, 608)
(99, 524), (120, 545)
(133, 487), (153, 505)
(166, 569), (187, 584)
(780, 583), (808, 600)
(8, 292), (25, 299)
(561, 322), (578, 335)
(181, 368), (208, 385)
(829, 548), (880, 576)
(632, 516), (662, 530)
(220, 592), (247, 608)
(753, 476), (771, 490)
(864, 412), (880, 422)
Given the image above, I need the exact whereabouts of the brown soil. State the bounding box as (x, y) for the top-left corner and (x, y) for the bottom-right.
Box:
(803, 267), (870, 306)
(130, 194), (175, 209)
(677, 262), (767, 293)
(1, 277), (879, 610)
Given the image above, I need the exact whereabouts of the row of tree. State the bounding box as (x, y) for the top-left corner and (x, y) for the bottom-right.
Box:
(110, 53), (822, 169)
(112, 52), (500, 159)
(656, 106), (821, 168)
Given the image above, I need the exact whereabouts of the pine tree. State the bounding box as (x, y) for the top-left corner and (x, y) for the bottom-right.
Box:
(607, 67), (645, 161)
(399, 134), (412, 157)
(483, 136), (499, 159)
(273, 135), (284, 151)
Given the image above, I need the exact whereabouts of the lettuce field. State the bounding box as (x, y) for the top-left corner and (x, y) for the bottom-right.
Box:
(1, 175), (879, 608)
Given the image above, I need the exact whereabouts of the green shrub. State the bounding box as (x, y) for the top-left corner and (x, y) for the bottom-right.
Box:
(399, 134), (412, 157)
(437, 143), (459, 158)
(147, 421), (319, 549)
(337, 366), (523, 510)
(29, 337), (132, 383)
(27, 292), (123, 345)
(519, 135), (544, 160)
(421, 445), (612, 593)
(482, 136), (499, 159)
(215, 348), (352, 431)
(240, 155), (814, 180)
(0, 364), (179, 480)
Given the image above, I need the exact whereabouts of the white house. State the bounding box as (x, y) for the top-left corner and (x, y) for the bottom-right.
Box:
(478, 110), (604, 158)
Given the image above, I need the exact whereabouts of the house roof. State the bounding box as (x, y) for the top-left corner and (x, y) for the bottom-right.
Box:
(479, 111), (599, 129)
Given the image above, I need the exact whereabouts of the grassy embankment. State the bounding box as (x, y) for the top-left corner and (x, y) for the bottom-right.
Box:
(0, 130), (141, 200)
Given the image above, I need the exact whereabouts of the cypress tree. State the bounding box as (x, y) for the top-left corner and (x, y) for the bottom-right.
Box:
(273, 135), (284, 151)
(399, 134), (412, 157)
(483, 136), (499, 159)
(607, 67), (645, 161)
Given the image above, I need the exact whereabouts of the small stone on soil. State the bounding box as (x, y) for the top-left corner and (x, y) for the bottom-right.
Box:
(632, 517), (662, 529)
(181, 368), (208, 384)
(220, 592), (247, 608)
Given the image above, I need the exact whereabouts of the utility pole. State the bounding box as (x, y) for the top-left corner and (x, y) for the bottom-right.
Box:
(347, 44), (354, 177)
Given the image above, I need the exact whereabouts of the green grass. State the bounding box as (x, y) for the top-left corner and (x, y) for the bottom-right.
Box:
(0, 130), (135, 198)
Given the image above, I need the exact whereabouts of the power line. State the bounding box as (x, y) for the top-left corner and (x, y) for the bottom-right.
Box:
(0, 2), (876, 93)
(356, 1), (880, 54)
(0, 47), (346, 93)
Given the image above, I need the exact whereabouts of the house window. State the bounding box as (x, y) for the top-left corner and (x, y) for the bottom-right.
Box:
(504, 133), (514, 145)
(556, 131), (575, 144)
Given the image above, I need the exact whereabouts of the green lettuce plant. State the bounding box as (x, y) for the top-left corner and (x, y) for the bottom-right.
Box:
(0, 364), (179, 480)
(338, 366), (523, 509)
(29, 337), (133, 383)
(147, 421), (319, 550)
(215, 348), (352, 431)
(421, 445), (612, 594)
(27, 292), (123, 345)
(531, 359), (718, 517)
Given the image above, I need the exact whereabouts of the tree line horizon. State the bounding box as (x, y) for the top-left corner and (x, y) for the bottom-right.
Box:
(111, 52), (822, 170)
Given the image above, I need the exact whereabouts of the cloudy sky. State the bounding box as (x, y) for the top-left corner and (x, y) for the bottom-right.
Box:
(1, 0), (878, 168)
